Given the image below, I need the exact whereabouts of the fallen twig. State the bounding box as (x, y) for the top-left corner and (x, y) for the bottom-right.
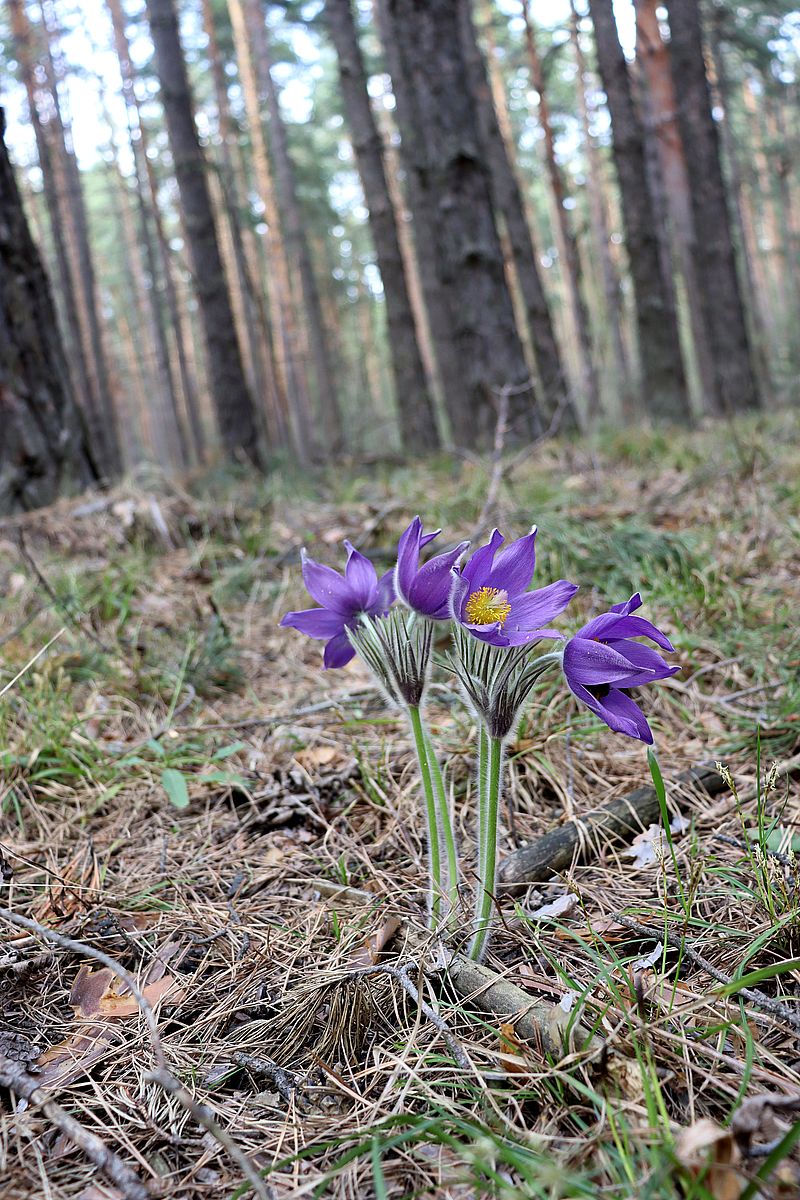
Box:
(354, 959), (473, 1071)
(0, 907), (271, 1200)
(309, 879), (598, 1063)
(443, 955), (599, 1059)
(0, 1054), (149, 1200)
(499, 763), (728, 890)
(615, 914), (800, 1035)
(232, 1051), (304, 1108)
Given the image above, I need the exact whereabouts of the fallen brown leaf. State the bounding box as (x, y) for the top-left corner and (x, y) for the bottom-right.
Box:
(348, 916), (401, 967)
(675, 1118), (743, 1200)
(70, 964), (185, 1018)
(498, 1022), (529, 1075)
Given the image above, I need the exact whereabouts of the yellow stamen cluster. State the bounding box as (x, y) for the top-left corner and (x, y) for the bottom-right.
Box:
(464, 586), (511, 627)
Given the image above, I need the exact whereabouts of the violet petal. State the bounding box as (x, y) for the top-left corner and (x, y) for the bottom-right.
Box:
(485, 528), (537, 595)
(323, 630), (355, 669)
(280, 607), (345, 640)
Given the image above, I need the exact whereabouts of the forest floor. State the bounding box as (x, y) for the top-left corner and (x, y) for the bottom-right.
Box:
(0, 412), (799, 1200)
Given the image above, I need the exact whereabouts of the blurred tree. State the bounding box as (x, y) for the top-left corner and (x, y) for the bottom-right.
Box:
(250, 0), (343, 453)
(384, 0), (536, 448)
(7, 0), (122, 477)
(517, 0), (599, 420)
(665, 0), (760, 412)
(144, 0), (262, 464)
(634, 0), (716, 411)
(461, 0), (572, 430)
(324, 0), (439, 452)
(588, 0), (690, 421)
(0, 107), (97, 512)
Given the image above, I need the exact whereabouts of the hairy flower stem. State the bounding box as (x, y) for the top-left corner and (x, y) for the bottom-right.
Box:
(477, 725), (489, 883)
(469, 734), (503, 961)
(424, 728), (459, 921)
(408, 705), (443, 929)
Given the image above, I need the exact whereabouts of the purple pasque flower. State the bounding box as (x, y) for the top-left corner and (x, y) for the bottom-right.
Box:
(563, 593), (678, 744)
(449, 526), (577, 647)
(280, 541), (394, 669)
(394, 516), (469, 620)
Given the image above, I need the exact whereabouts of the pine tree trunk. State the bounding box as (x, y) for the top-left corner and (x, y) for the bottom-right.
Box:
(372, 0), (467, 443)
(0, 108), (97, 513)
(227, 0), (315, 463)
(8, 0), (122, 478)
(144, 0), (262, 464)
(569, 1), (632, 413)
(106, 0), (206, 463)
(324, 0), (439, 453)
(385, 0), (546, 447)
(663, 0), (759, 412)
(519, 0), (599, 420)
(101, 89), (190, 466)
(706, 20), (773, 396)
(634, 0), (717, 412)
(200, 0), (286, 449)
(247, 0), (344, 453)
(588, 0), (690, 421)
(463, 1), (571, 430)
(373, 84), (438, 397)
(37, 0), (123, 475)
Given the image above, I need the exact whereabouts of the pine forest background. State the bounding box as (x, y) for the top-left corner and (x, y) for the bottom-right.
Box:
(1, 0), (798, 507)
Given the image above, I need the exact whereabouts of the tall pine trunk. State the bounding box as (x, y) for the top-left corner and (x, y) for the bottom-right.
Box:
(200, 0), (286, 449)
(588, 0), (689, 422)
(324, 0), (439, 453)
(461, 1), (570, 430)
(569, 1), (632, 413)
(8, 0), (122, 477)
(144, 0), (261, 464)
(634, 0), (716, 411)
(247, 0), (343, 453)
(390, 0), (552, 444)
(664, 0), (759, 412)
(519, 0), (599, 420)
(227, 0), (315, 463)
(37, 0), (122, 475)
(0, 108), (97, 513)
(706, 19), (772, 397)
(385, 0), (535, 448)
(372, 0), (468, 442)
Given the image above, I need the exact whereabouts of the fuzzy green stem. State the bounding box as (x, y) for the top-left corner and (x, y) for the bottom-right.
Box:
(424, 728), (459, 920)
(408, 704), (443, 929)
(477, 725), (489, 883)
(469, 734), (503, 961)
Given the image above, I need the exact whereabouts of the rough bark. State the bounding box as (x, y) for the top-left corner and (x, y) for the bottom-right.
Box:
(634, 0), (716, 411)
(0, 108), (97, 514)
(384, 0), (536, 448)
(372, 0), (468, 443)
(325, 0), (440, 453)
(587, 0), (690, 422)
(664, 0), (760, 412)
(461, 1), (571, 430)
(145, 0), (261, 464)
(519, 0), (599, 421)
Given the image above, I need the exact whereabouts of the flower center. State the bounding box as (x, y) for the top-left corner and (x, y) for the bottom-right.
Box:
(464, 586), (511, 627)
